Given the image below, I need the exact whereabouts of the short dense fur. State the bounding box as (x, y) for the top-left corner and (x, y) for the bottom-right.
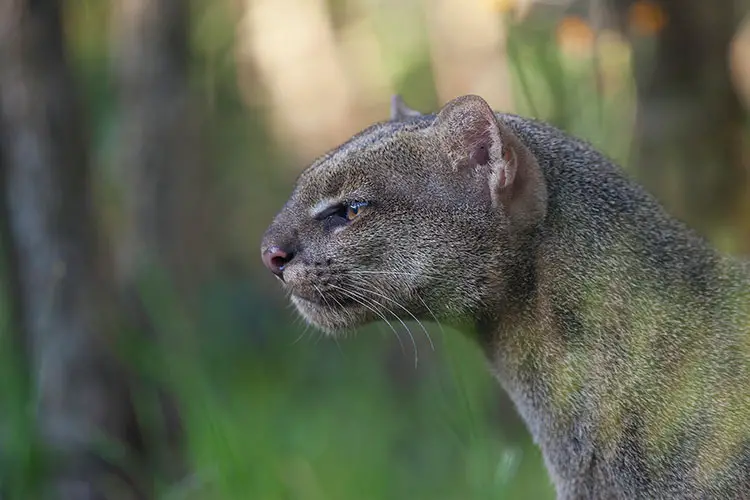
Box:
(261, 95), (750, 499)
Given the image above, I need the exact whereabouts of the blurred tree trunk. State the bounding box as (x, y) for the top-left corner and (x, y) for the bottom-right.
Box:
(111, 0), (210, 287)
(110, 0), (213, 482)
(612, 0), (749, 244)
(0, 1), (144, 498)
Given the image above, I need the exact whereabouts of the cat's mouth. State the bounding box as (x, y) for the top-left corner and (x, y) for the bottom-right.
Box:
(291, 294), (331, 311)
(290, 291), (356, 309)
(290, 292), (370, 333)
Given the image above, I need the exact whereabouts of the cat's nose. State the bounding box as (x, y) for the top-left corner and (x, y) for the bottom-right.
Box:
(262, 246), (293, 279)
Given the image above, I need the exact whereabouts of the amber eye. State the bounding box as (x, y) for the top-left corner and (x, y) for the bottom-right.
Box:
(316, 201), (369, 229)
(346, 203), (362, 221)
(342, 201), (368, 222)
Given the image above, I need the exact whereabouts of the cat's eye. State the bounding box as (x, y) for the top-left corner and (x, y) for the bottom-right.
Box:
(345, 202), (365, 221)
(315, 201), (369, 228)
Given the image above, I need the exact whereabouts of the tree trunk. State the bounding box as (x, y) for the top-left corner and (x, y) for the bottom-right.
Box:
(111, 0), (211, 288)
(0, 1), (143, 498)
(110, 0), (212, 483)
(613, 0), (749, 242)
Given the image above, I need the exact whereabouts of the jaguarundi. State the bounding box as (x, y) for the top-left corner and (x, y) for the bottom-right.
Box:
(261, 94), (750, 499)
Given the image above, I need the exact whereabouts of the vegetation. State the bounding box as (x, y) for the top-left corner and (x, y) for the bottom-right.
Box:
(0, 0), (747, 498)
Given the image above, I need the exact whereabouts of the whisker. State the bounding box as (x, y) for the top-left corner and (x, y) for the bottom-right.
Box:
(346, 269), (445, 281)
(351, 280), (434, 358)
(312, 284), (351, 349)
(327, 283), (406, 354)
(288, 302), (311, 333)
(333, 336), (346, 358)
(415, 294), (440, 351)
(313, 333), (323, 345)
(292, 322), (312, 345)
(314, 282), (360, 330)
(313, 284), (334, 311)
(342, 281), (426, 369)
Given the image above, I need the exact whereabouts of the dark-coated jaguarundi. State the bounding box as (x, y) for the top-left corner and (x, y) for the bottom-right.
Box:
(261, 95), (750, 499)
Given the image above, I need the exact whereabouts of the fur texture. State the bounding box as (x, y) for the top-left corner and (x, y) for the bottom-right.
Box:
(261, 95), (750, 499)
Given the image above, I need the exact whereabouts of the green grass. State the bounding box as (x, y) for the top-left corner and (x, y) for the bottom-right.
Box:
(133, 272), (553, 499)
(161, 305), (554, 499)
(0, 2), (646, 498)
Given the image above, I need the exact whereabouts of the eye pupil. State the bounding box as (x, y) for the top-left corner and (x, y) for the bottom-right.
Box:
(346, 204), (360, 220)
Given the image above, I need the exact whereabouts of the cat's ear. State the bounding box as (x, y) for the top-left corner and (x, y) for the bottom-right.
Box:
(435, 95), (546, 224)
(390, 95), (422, 121)
(435, 95), (514, 192)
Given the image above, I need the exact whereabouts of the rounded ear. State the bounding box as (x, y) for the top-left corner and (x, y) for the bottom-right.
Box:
(435, 95), (547, 226)
(435, 94), (511, 179)
(390, 95), (423, 121)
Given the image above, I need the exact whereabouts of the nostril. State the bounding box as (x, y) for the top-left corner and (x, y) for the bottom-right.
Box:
(262, 246), (293, 278)
(270, 254), (289, 270)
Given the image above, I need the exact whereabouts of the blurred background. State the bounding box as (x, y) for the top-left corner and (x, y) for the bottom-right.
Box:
(0, 0), (749, 498)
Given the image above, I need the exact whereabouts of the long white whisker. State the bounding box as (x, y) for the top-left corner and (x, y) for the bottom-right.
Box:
(313, 284), (334, 310)
(416, 294), (440, 351)
(358, 283), (435, 362)
(346, 269), (445, 281)
(327, 283), (406, 354)
(312, 284), (350, 355)
(347, 269), (430, 277)
(344, 282), (432, 368)
(333, 336), (346, 358)
(292, 322), (313, 345)
(319, 284), (359, 329)
(335, 285), (403, 348)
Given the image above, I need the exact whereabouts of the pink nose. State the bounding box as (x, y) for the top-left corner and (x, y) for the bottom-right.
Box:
(262, 246), (291, 278)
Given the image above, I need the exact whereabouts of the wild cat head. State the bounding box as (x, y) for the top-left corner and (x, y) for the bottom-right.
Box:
(260, 95), (547, 334)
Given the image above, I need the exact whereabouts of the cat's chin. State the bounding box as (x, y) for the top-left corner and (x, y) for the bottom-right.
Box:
(290, 294), (371, 335)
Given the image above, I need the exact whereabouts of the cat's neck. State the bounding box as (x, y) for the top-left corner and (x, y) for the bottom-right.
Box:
(474, 241), (750, 498)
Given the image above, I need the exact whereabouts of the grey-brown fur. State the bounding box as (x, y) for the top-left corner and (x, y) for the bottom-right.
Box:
(261, 95), (750, 499)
